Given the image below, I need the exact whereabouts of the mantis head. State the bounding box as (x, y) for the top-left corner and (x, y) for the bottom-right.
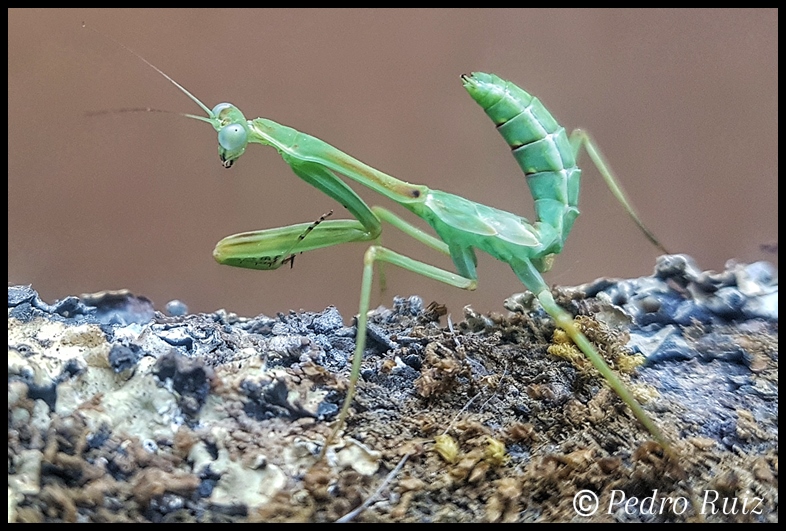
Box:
(180, 100), (251, 169)
(206, 103), (250, 169)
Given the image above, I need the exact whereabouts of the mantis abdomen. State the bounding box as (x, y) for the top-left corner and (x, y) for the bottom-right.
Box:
(462, 73), (581, 251)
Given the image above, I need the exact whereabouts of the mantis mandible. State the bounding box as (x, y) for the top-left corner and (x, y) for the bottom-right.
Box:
(100, 32), (675, 459)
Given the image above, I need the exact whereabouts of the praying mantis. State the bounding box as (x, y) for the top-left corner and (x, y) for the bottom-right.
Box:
(97, 30), (676, 459)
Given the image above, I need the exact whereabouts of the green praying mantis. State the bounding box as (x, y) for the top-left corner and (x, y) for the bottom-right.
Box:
(96, 30), (676, 460)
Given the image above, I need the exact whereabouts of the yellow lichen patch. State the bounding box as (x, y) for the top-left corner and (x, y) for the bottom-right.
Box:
(484, 436), (507, 467)
(617, 351), (645, 373)
(547, 328), (584, 365)
(434, 434), (460, 464)
(548, 316), (643, 375)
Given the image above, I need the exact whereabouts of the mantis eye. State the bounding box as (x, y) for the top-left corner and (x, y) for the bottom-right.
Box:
(218, 123), (248, 152)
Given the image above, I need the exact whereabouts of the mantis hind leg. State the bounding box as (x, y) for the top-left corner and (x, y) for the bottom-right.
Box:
(536, 289), (676, 459)
(321, 245), (477, 459)
(510, 258), (675, 458)
(569, 129), (670, 255)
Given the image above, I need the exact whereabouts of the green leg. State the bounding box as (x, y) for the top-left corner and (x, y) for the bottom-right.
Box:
(565, 131), (674, 455)
(213, 219), (376, 270)
(321, 245), (477, 458)
(371, 206), (451, 256)
(370, 206), (452, 292)
(537, 289), (675, 459)
(569, 129), (670, 254)
(510, 257), (674, 457)
(213, 207), (451, 273)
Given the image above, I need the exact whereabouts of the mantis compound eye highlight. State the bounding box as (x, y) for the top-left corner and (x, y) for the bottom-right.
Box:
(218, 124), (248, 152)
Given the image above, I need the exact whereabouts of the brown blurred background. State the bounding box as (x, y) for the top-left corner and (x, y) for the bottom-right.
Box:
(8, 9), (778, 320)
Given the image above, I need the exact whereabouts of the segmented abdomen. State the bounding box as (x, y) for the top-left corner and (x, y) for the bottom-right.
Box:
(462, 72), (580, 250)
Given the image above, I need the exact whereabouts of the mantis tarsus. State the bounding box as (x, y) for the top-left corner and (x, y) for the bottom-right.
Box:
(98, 30), (676, 460)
